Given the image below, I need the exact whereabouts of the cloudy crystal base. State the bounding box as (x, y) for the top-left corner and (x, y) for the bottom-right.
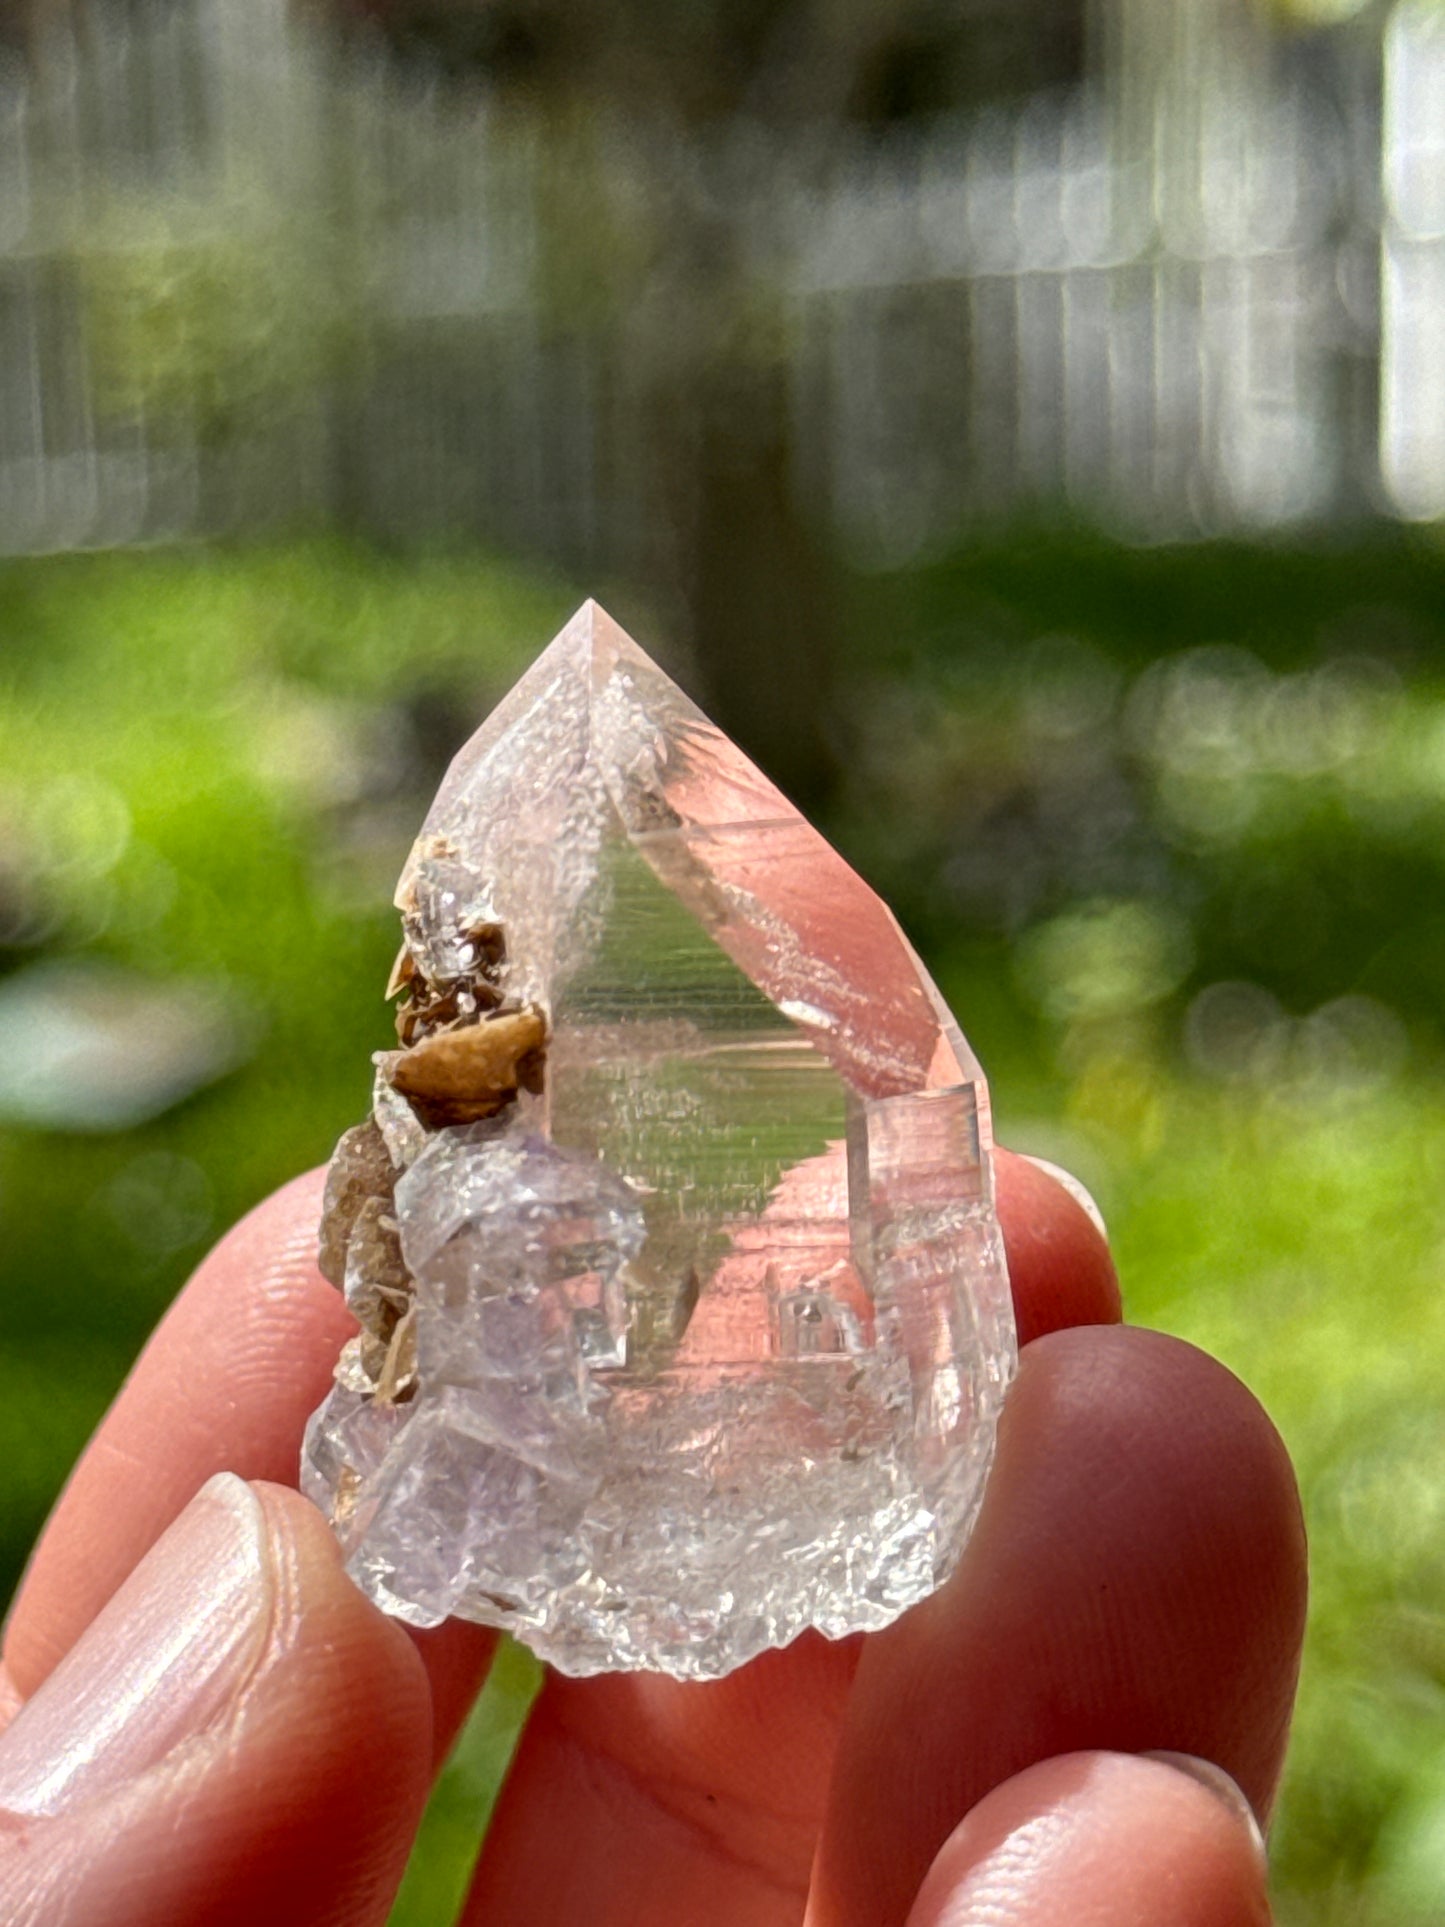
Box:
(301, 603), (1016, 1680)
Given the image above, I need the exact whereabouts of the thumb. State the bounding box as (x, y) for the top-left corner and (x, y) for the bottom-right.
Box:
(0, 1475), (434, 1927)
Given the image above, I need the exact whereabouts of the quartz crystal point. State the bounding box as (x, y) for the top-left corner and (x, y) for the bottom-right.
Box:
(301, 603), (1016, 1680)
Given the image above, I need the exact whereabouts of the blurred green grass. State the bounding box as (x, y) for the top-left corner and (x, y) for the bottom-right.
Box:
(0, 533), (1441, 1924)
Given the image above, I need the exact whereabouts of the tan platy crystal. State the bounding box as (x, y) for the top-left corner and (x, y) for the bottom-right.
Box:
(301, 603), (1016, 1680)
(381, 1006), (547, 1128)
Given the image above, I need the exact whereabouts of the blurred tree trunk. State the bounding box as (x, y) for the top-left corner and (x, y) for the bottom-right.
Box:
(684, 363), (839, 807)
(332, 0), (965, 798)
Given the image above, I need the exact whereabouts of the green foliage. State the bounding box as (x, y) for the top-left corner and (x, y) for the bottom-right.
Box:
(0, 533), (1440, 1924)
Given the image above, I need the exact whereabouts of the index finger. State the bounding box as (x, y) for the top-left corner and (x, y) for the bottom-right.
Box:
(3, 1169), (347, 1701)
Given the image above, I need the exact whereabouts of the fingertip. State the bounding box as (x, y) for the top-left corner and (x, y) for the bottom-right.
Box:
(905, 1751), (1271, 1927)
(1142, 1750), (1269, 1861)
(993, 1149), (1122, 1344)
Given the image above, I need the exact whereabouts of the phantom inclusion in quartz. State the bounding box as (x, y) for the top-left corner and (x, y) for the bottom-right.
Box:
(301, 603), (1016, 1679)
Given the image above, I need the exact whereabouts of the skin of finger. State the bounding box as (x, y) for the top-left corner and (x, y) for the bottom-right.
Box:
(905, 1751), (1271, 1927)
(806, 1326), (1307, 1927)
(0, 1171), (496, 1769)
(462, 1633), (862, 1927)
(460, 1154), (1120, 1926)
(0, 1485), (434, 1927)
(994, 1152), (1119, 1345)
(4, 1171), (345, 1697)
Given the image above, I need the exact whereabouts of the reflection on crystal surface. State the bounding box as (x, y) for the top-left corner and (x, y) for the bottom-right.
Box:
(302, 603), (1016, 1678)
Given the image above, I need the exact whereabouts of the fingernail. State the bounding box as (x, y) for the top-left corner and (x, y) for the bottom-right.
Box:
(1018, 1155), (1108, 1239)
(0, 1474), (273, 1817)
(1143, 1751), (1268, 1870)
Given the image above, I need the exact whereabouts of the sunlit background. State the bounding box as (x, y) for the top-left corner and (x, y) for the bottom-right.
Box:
(1, 1), (1443, 1922)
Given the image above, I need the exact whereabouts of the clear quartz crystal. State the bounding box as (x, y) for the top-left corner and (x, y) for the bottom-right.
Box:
(301, 603), (1016, 1679)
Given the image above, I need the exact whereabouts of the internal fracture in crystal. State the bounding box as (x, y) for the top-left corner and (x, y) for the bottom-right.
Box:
(301, 603), (1016, 1680)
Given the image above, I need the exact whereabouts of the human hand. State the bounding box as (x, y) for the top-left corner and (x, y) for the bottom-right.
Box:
(0, 1153), (1305, 1925)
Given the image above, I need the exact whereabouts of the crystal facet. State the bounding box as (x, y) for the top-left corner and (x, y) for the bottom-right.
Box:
(301, 603), (1016, 1679)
